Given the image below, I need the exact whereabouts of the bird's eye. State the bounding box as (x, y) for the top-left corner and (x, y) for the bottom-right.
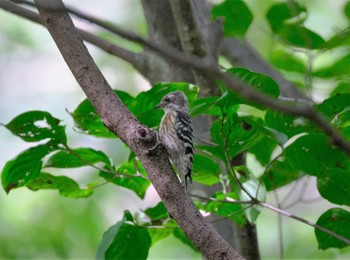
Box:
(164, 97), (170, 102)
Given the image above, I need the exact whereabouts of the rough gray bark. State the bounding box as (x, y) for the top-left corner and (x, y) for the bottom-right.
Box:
(169, 0), (219, 96)
(33, 0), (244, 259)
(140, 0), (194, 84)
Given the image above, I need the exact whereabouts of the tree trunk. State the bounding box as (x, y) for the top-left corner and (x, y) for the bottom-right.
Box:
(141, 0), (261, 258)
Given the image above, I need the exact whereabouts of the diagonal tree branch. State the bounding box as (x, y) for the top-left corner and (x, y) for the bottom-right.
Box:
(220, 38), (308, 99)
(32, 0), (243, 259)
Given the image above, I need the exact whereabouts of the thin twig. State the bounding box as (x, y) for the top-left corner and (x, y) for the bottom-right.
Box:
(256, 150), (283, 198)
(208, 204), (256, 224)
(190, 193), (254, 205)
(305, 50), (314, 96)
(222, 116), (255, 200)
(282, 176), (310, 209)
(273, 191), (284, 260)
(259, 201), (350, 246)
(279, 179), (301, 206)
(193, 134), (218, 146)
(146, 225), (178, 229)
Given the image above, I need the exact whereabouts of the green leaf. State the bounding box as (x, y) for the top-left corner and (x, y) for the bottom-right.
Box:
(333, 109), (350, 129)
(317, 170), (350, 206)
(202, 116), (228, 160)
(229, 68), (280, 98)
(192, 154), (221, 185)
(316, 94), (350, 119)
(212, 0), (253, 37)
(266, 2), (325, 49)
(315, 208), (350, 249)
(1, 144), (52, 193)
(144, 202), (168, 222)
(208, 115), (270, 161)
(196, 191), (246, 225)
(269, 50), (306, 73)
(214, 91), (240, 116)
(220, 68), (280, 109)
(146, 221), (177, 248)
(342, 126), (350, 141)
(96, 219), (123, 259)
(115, 90), (138, 113)
(147, 228), (172, 246)
(283, 134), (350, 177)
(316, 95), (350, 135)
(227, 116), (268, 158)
(71, 89), (136, 138)
(262, 158), (303, 191)
(321, 27), (350, 50)
(105, 224), (151, 259)
(278, 25), (325, 49)
(96, 211), (151, 260)
(190, 96), (221, 117)
(195, 144), (226, 163)
(344, 1), (350, 21)
(5, 110), (66, 144)
(265, 109), (313, 138)
(249, 135), (278, 165)
(266, 2), (307, 32)
(100, 161), (151, 199)
(330, 82), (350, 97)
(314, 54), (350, 78)
(108, 176), (150, 199)
(71, 98), (115, 138)
(46, 148), (110, 168)
(26, 172), (93, 198)
(124, 210), (134, 222)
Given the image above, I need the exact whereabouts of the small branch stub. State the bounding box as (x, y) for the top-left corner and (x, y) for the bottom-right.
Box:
(135, 126), (160, 152)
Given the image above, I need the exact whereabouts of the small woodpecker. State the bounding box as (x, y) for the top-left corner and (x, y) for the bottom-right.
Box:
(155, 91), (194, 193)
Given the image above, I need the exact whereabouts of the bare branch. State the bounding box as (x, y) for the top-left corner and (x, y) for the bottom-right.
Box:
(0, 0), (140, 66)
(220, 38), (308, 100)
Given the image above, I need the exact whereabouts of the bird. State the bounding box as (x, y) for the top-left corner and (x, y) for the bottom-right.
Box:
(155, 91), (194, 193)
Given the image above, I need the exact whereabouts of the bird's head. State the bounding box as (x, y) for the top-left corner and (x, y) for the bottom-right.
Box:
(155, 91), (189, 112)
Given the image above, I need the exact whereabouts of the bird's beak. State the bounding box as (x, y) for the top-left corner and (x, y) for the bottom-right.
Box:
(154, 102), (163, 109)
